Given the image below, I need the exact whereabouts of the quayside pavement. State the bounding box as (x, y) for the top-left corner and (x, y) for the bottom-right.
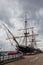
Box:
(4, 53), (43, 65)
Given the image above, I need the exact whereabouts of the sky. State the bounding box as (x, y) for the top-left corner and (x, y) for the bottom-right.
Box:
(0, 0), (43, 51)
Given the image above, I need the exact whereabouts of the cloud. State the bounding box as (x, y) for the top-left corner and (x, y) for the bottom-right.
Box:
(0, 0), (23, 27)
(0, 0), (43, 50)
(35, 8), (43, 35)
(36, 8), (43, 19)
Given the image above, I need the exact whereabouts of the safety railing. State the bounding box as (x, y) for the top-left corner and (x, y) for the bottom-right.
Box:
(0, 52), (23, 64)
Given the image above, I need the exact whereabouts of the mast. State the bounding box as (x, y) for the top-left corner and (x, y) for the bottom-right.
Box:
(2, 24), (19, 47)
(3, 17), (39, 49)
(31, 27), (39, 48)
(31, 27), (35, 48)
(24, 15), (28, 46)
(18, 15), (39, 47)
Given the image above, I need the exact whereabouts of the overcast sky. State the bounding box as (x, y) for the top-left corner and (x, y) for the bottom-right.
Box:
(0, 0), (43, 51)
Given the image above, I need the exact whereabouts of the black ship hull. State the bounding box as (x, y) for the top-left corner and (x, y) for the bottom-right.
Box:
(19, 46), (42, 54)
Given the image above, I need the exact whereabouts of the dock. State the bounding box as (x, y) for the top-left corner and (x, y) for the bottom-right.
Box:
(3, 53), (43, 65)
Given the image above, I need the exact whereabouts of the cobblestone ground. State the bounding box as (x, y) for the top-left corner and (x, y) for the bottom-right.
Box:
(5, 53), (43, 65)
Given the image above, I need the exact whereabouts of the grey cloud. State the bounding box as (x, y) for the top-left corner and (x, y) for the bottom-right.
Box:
(0, 0), (43, 50)
(0, 0), (43, 34)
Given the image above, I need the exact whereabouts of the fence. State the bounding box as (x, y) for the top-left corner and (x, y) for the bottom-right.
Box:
(0, 52), (23, 64)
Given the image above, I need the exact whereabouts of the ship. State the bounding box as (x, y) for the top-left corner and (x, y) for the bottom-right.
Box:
(2, 16), (42, 55)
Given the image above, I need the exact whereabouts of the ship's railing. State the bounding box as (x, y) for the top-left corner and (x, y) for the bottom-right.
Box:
(0, 52), (23, 64)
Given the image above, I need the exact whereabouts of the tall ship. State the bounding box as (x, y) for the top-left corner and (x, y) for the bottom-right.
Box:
(2, 16), (42, 54)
